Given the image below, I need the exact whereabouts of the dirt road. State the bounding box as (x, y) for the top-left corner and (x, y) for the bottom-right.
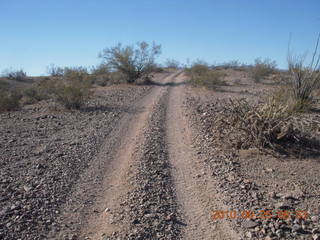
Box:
(0, 71), (239, 239)
(37, 70), (236, 240)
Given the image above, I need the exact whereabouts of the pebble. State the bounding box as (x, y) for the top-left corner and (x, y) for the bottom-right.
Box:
(243, 220), (259, 229)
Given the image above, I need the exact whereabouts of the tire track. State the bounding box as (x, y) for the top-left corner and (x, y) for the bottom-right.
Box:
(165, 72), (239, 239)
(78, 71), (182, 240)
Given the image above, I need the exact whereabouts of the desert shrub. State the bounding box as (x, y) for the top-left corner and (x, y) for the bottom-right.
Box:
(91, 64), (110, 86)
(251, 58), (277, 82)
(23, 86), (43, 103)
(2, 69), (27, 81)
(211, 97), (304, 153)
(270, 86), (312, 113)
(287, 37), (320, 107)
(91, 64), (109, 75)
(219, 60), (241, 69)
(0, 90), (21, 112)
(54, 69), (92, 109)
(99, 41), (161, 83)
(187, 62), (227, 89)
(164, 59), (180, 69)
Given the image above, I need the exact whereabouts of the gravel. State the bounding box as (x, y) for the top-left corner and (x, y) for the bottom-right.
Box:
(0, 85), (151, 240)
(104, 90), (181, 240)
(183, 93), (320, 240)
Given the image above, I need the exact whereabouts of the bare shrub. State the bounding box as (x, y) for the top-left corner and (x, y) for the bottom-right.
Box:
(251, 58), (277, 82)
(47, 64), (65, 77)
(99, 41), (161, 83)
(2, 69), (27, 81)
(287, 34), (320, 107)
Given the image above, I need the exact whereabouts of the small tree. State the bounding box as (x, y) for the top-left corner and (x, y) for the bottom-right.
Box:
(99, 41), (161, 83)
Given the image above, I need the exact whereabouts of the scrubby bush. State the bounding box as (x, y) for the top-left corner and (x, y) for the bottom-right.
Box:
(211, 97), (306, 154)
(0, 90), (21, 112)
(24, 67), (92, 109)
(2, 69), (27, 81)
(91, 64), (110, 75)
(23, 86), (43, 103)
(91, 64), (110, 86)
(99, 41), (161, 83)
(54, 68), (92, 109)
(187, 62), (227, 89)
(22, 78), (55, 104)
(251, 58), (277, 82)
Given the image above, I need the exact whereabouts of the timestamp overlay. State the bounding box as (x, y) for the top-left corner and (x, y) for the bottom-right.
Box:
(211, 209), (309, 220)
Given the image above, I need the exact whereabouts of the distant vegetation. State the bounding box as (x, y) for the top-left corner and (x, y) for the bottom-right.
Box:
(164, 59), (181, 69)
(186, 61), (227, 90)
(1, 69), (27, 81)
(1, 37), (320, 114)
(250, 58), (277, 82)
(35, 67), (92, 109)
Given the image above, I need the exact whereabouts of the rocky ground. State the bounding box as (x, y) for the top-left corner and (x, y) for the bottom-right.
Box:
(183, 69), (320, 240)
(0, 83), (152, 240)
(1, 69), (319, 240)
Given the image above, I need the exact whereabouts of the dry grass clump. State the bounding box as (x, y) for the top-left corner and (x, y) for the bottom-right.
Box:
(187, 63), (227, 90)
(211, 96), (317, 155)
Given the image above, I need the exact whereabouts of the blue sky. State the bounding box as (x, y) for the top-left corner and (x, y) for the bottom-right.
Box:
(0, 0), (319, 76)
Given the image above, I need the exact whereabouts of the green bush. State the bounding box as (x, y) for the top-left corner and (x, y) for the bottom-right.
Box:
(251, 58), (277, 82)
(99, 41), (161, 83)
